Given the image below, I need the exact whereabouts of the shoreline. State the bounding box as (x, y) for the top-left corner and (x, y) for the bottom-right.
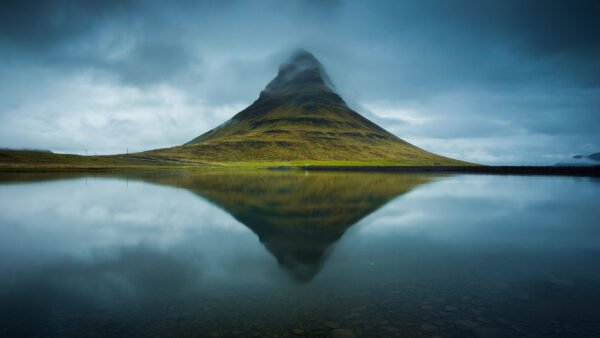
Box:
(2, 151), (599, 177)
(298, 165), (600, 177)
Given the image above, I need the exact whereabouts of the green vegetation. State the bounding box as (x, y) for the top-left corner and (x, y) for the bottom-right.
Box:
(0, 150), (189, 171)
(135, 102), (470, 165)
(0, 149), (472, 171)
(217, 159), (473, 168)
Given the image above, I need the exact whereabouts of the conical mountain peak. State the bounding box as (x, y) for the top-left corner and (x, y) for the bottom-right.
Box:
(140, 50), (467, 165)
(261, 50), (335, 96)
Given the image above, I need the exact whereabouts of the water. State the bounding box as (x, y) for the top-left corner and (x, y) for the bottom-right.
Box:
(0, 171), (599, 337)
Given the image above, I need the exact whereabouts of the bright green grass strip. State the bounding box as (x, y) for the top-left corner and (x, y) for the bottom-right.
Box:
(217, 159), (478, 168)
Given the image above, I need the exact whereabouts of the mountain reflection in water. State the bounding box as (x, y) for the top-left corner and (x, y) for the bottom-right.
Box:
(142, 170), (436, 282)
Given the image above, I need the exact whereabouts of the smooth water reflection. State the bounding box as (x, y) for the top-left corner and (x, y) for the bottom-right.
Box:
(0, 171), (599, 337)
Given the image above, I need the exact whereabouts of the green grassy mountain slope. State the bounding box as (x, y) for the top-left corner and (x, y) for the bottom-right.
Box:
(137, 50), (469, 165)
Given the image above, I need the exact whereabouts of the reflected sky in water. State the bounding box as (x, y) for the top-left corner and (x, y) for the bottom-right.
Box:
(0, 172), (599, 337)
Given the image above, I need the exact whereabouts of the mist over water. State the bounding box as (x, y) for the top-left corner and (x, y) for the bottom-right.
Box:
(0, 171), (599, 337)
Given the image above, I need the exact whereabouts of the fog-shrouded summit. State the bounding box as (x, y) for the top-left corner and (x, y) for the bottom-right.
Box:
(138, 51), (469, 164)
(261, 50), (335, 96)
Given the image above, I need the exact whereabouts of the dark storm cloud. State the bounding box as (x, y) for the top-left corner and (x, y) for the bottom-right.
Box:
(0, 0), (598, 164)
(0, 0), (134, 52)
(98, 38), (199, 86)
(326, 0), (600, 99)
(430, 0), (600, 86)
(0, 0), (204, 88)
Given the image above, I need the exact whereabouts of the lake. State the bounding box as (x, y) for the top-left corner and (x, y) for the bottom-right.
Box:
(0, 170), (599, 337)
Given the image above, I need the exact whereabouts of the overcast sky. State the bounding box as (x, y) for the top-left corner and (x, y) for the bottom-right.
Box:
(1, 0), (598, 164)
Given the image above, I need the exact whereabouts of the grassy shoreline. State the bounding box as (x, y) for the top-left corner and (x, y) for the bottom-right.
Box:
(3, 150), (597, 177)
(1, 149), (474, 171)
(0, 150), (193, 172)
(301, 165), (600, 177)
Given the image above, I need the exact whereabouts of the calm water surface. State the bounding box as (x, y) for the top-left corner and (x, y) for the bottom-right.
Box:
(0, 171), (599, 337)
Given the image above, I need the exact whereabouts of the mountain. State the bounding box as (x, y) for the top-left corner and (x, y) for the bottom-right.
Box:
(555, 152), (600, 166)
(138, 50), (468, 165)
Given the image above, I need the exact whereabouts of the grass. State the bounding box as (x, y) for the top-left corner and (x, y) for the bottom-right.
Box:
(0, 150), (476, 171)
(134, 100), (475, 166)
(0, 150), (195, 171)
(216, 159), (475, 168)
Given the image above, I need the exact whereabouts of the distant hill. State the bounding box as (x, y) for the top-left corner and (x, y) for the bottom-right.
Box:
(589, 152), (600, 161)
(137, 50), (469, 165)
(0, 150), (176, 170)
(555, 152), (600, 166)
(1, 148), (53, 153)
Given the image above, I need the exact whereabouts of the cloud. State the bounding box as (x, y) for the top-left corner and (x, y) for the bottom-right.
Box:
(0, 0), (134, 52)
(0, 68), (248, 154)
(0, 0), (598, 163)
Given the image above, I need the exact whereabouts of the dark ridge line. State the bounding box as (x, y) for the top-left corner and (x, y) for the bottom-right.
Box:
(293, 166), (600, 177)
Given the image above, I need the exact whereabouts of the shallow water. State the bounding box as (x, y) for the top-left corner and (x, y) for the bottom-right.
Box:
(0, 171), (599, 337)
